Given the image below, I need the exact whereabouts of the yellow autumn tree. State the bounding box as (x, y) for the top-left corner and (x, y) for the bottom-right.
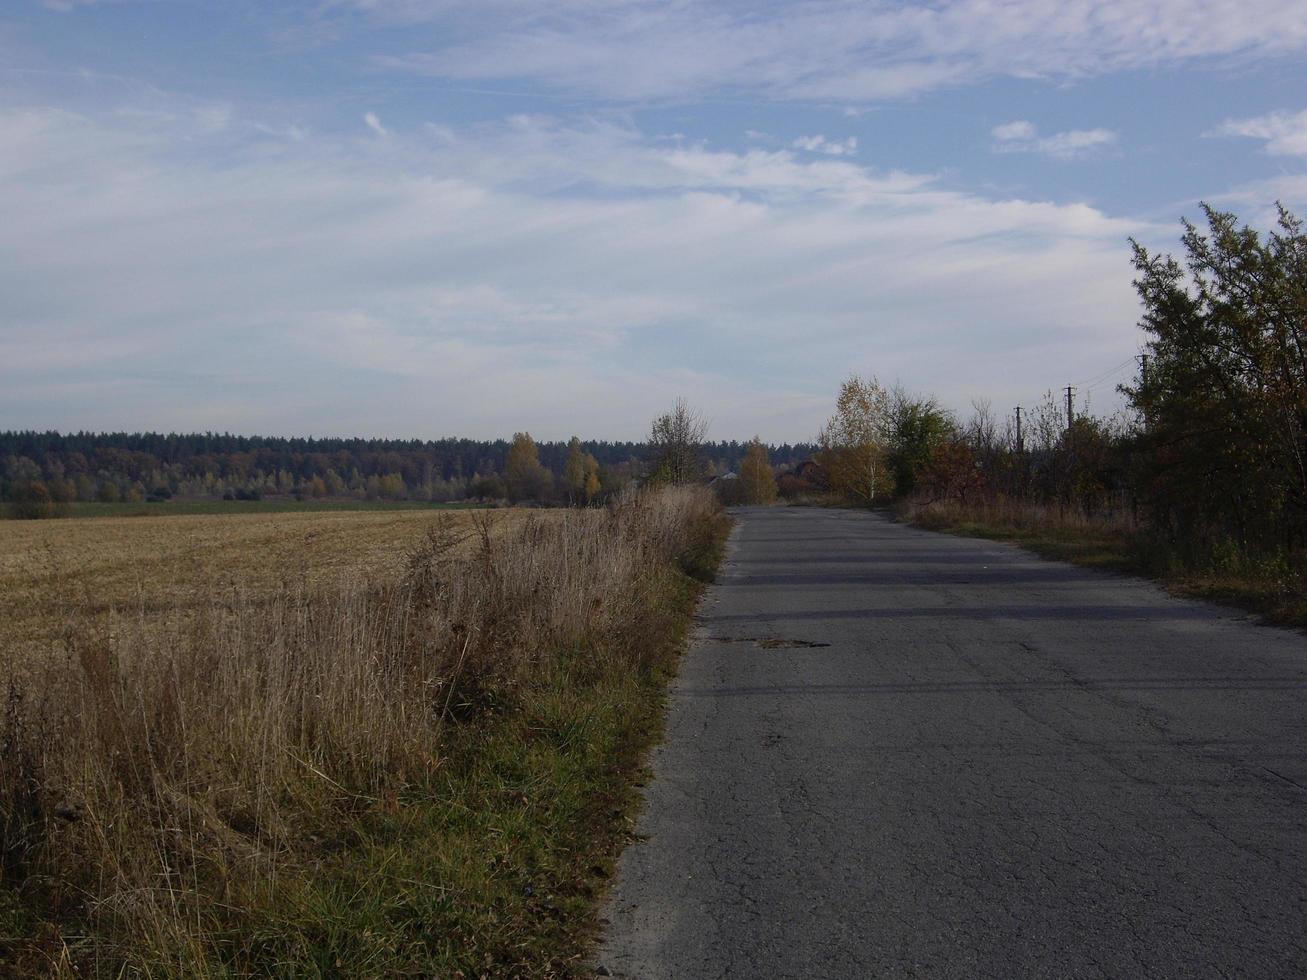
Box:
(583, 453), (602, 501)
(564, 436), (587, 505)
(738, 438), (778, 504)
(818, 375), (895, 505)
(505, 432), (552, 502)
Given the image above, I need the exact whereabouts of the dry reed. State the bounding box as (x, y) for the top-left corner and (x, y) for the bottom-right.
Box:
(900, 493), (1142, 540)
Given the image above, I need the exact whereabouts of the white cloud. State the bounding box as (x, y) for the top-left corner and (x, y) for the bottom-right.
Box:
(361, 0), (1307, 102)
(992, 120), (1118, 159)
(992, 120), (1037, 142)
(792, 134), (858, 156)
(0, 99), (1152, 440)
(364, 110), (388, 136)
(1207, 108), (1307, 156)
(39, 0), (143, 10)
(1208, 175), (1307, 226)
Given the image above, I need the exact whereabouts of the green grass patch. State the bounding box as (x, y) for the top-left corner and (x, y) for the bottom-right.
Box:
(216, 665), (675, 978)
(929, 517), (1142, 574)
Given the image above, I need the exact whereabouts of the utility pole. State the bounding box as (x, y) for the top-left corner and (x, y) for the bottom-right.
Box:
(1014, 406), (1023, 454)
(1064, 386), (1075, 435)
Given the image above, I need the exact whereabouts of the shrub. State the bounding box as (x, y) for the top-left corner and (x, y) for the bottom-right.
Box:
(470, 474), (506, 500)
(778, 473), (818, 500)
(48, 479), (76, 505)
(7, 481), (55, 520)
(714, 474), (744, 505)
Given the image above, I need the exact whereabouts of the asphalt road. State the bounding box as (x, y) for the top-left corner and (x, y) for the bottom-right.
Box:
(597, 506), (1307, 979)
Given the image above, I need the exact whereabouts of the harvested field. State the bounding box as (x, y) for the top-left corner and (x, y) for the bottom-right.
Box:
(0, 508), (517, 651)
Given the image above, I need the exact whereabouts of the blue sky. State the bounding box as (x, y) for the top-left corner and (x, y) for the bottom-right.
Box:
(3, 0), (1306, 441)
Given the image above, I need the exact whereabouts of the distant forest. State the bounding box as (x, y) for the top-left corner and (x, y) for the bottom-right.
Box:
(0, 430), (817, 505)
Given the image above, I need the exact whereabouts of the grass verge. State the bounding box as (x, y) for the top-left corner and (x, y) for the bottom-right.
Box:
(900, 497), (1307, 630)
(1, 487), (729, 977)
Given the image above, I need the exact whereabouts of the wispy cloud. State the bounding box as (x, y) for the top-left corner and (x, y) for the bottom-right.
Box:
(39, 0), (139, 10)
(991, 120), (1118, 159)
(364, 110), (388, 136)
(1209, 174), (1307, 227)
(792, 134), (857, 157)
(362, 0), (1307, 102)
(1207, 108), (1307, 155)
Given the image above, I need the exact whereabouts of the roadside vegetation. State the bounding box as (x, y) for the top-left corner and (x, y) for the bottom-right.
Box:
(807, 206), (1307, 627)
(0, 484), (727, 976)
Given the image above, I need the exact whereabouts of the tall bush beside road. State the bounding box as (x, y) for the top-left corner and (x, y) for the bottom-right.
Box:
(1127, 205), (1307, 566)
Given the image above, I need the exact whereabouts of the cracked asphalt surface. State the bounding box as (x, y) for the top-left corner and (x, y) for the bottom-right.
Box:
(596, 507), (1307, 979)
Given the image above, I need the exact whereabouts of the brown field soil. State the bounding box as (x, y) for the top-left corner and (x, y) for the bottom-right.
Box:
(0, 508), (516, 651)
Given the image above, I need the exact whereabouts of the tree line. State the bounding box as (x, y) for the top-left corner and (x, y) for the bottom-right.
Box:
(0, 427), (815, 515)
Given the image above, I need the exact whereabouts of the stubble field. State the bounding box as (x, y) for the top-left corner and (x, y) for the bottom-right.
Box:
(0, 507), (510, 651)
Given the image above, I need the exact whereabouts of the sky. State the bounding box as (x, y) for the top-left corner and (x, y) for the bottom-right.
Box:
(2, 1), (1306, 442)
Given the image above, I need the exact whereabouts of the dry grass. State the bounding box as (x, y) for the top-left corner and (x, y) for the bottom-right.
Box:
(900, 495), (1143, 570)
(0, 487), (722, 977)
(900, 494), (1307, 628)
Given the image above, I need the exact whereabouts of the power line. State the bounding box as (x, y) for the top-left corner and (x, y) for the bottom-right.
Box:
(1081, 362), (1137, 395)
(1075, 356), (1136, 388)
(1071, 356), (1137, 390)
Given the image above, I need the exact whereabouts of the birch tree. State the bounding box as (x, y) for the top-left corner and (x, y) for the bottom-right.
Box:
(819, 375), (895, 505)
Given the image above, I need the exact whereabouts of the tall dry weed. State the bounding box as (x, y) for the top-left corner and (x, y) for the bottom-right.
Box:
(900, 493), (1141, 539)
(0, 485), (719, 973)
